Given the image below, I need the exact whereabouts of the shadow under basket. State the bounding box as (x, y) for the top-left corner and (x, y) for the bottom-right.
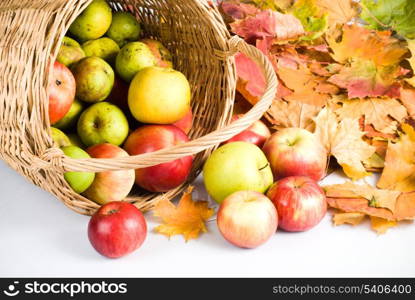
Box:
(0, 0), (277, 215)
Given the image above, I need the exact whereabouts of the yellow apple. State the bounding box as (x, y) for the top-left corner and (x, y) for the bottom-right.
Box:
(128, 66), (191, 124)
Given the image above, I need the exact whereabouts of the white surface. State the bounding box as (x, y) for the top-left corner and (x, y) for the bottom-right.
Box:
(0, 159), (414, 278)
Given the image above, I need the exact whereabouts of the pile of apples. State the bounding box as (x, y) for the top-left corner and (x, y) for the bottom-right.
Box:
(49, 0), (194, 206)
(203, 117), (328, 248)
(47, 0), (329, 258)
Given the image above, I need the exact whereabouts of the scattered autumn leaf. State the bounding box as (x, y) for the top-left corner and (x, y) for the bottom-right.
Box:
(267, 99), (320, 130)
(324, 181), (401, 212)
(327, 24), (408, 98)
(400, 87), (415, 116)
(230, 9), (304, 43)
(333, 212), (366, 226)
(370, 216), (397, 234)
(377, 124), (415, 192)
(153, 186), (215, 241)
(314, 108), (376, 180)
(316, 0), (358, 28)
(335, 98), (407, 134)
(290, 0), (328, 41)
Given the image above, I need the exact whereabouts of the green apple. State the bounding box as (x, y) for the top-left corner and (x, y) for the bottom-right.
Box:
(72, 57), (115, 103)
(115, 42), (156, 82)
(77, 102), (129, 147)
(107, 11), (141, 47)
(57, 37), (86, 67)
(82, 37), (120, 64)
(51, 127), (72, 148)
(203, 142), (273, 203)
(54, 98), (84, 130)
(67, 133), (85, 149)
(69, 0), (112, 42)
(62, 146), (95, 193)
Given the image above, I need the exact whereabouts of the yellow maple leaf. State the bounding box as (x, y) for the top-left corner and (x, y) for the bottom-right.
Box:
(335, 98), (407, 134)
(266, 99), (321, 130)
(314, 108), (376, 180)
(377, 124), (415, 192)
(333, 212), (366, 226)
(370, 216), (397, 235)
(316, 0), (358, 28)
(153, 186), (215, 241)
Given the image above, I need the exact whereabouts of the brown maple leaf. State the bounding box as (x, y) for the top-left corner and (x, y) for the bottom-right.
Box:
(314, 108), (376, 180)
(335, 98), (408, 134)
(266, 99), (320, 130)
(153, 186), (215, 241)
(400, 87), (415, 117)
(377, 124), (415, 192)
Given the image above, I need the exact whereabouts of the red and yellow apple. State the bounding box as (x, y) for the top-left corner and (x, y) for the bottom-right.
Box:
(83, 144), (135, 205)
(267, 176), (327, 232)
(128, 66), (191, 124)
(262, 128), (327, 181)
(141, 38), (173, 68)
(224, 114), (271, 147)
(48, 61), (76, 125)
(217, 191), (277, 249)
(124, 125), (193, 192)
(88, 201), (147, 258)
(172, 108), (193, 134)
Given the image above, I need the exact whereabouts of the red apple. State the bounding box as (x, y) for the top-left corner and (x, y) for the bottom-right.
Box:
(217, 191), (277, 249)
(172, 108), (193, 134)
(124, 125), (193, 192)
(262, 128), (327, 181)
(224, 114), (271, 147)
(48, 61), (76, 124)
(83, 144), (135, 205)
(106, 76), (129, 113)
(88, 201), (147, 258)
(267, 176), (327, 232)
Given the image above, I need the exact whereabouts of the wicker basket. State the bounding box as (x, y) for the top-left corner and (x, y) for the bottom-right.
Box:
(0, 0), (277, 215)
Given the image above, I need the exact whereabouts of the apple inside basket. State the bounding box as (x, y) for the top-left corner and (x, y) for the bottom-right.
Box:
(0, 0), (276, 216)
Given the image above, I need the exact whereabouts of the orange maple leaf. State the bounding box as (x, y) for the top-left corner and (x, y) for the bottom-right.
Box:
(153, 186), (215, 241)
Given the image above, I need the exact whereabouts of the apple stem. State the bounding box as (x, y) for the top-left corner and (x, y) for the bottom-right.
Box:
(258, 163), (269, 171)
(55, 79), (62, 86)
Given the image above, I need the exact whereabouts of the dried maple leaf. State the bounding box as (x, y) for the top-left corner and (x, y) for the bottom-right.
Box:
(370, 216), (397, 234)
(235, 52), (267, 105)
(324, 182), (401, 212)
(277, 63), (333, 106)
(230, 10), (304, 43)
(325, 183), (415, 222)
(405, 40), (415, 87)
(153, 186), (215, 241)
(335, 98), (408, 134)
(333, 212), (366, 226)
(400, 87), (415, 117)
(267, 99), (320, 130)
(377, 124), (415, 192)
(316, 0), (358, 28)
(314, 108), (376, 180)
(327, 25), (408, 98)
(219, 0), (260, 20)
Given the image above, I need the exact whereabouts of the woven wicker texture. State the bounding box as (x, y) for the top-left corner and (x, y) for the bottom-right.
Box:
(0, 0), (277, 215)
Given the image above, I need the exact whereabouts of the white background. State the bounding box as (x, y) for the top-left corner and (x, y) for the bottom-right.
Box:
(0, 160), (414, 278)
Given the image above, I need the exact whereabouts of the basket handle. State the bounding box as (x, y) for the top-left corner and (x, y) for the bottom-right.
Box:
(61, 36), (278, 172)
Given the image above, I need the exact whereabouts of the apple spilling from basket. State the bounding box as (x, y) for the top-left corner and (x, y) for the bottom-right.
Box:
(50, 0), (328, 258)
